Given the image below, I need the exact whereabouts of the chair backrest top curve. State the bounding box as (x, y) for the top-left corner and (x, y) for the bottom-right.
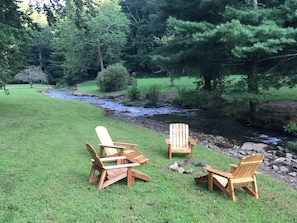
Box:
(95, 126), (117, 156)
(86, 143), (104, 168)
(233, 154), (264, 178)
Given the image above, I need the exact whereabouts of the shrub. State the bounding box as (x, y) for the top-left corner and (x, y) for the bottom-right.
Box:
(126, 82), (141, 101)
(283, 122), (297, 136)
(96, 63), (129, 92)
(286, 141), (297, 152)
(145, 85), (161, 107)
(173, 88), (199, 108)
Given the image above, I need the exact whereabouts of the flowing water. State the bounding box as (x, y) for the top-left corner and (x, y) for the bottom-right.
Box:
(44, 89), (291, 146)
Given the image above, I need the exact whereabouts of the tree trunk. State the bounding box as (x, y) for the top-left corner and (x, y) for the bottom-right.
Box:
(170, 77), (174, 87)
(247, 61), (259, 120)
(203, 75), (212, 92)
(97, 44), (104, 71)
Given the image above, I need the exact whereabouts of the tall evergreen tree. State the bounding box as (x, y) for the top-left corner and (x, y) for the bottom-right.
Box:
(218, 3), (297, 119)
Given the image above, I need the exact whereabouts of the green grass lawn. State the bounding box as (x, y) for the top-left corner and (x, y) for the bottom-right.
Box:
(77, 77), (197, 96)
(1, 84), (297, 222)
(78, 76), (297, 102)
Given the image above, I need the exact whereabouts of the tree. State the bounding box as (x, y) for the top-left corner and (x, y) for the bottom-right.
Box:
(85, 0), (130, 71)
(121, 0), (167, 76)
(152, 0), (297, 119)
(0, 0), (34, 93)
(47, 0), (129, 85)
(218, 4), (297, 119)
(152, 0), (230, 90)
(14, 66), (48, 88)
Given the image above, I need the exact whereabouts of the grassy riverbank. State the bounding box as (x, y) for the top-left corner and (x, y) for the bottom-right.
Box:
(1, 84), (297, 222)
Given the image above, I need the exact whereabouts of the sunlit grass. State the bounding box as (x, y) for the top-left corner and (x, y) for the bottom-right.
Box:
(78, 76), (297, 102)
(77, 77), (197, 95)
(262, 86), (297, 102)
(1, 84), (297, 222)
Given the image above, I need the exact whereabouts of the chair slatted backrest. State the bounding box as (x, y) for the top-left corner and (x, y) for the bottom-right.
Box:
(232, 154), (263, 179)
(95, 126), (118, 156)
(170, 123), (189, 149)
(86, 143), (104, 169)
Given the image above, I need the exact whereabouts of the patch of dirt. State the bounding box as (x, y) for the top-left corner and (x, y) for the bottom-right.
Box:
(256, 101), (297, 132)
(260, 101), (297, 112)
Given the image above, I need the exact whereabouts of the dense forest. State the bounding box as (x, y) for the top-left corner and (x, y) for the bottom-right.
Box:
(1, 0), (297, 119)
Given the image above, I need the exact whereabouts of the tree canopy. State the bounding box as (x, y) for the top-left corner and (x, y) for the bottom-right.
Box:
(1, 0), (297, 119)
(0, 0), (34, 91)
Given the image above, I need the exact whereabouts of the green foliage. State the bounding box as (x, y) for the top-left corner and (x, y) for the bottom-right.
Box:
(14, 66), (48, 88)
(173, 86), (230, 109)
(145, 85), (161, 107)
(126, 82), (141, 101)
(0, 0), (34, 71)
(283, 122), (297, 136)
(96, 63), (129, 92)
(173, 88), (200, 108)
(286, 141), (297, 152)
(46, 0), (129, 85)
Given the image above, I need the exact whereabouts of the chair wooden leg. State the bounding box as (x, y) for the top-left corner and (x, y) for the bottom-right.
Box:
(88, 163), (96, 182)
(229, 181), (236, 202)
(252, 176), (259, 198)
(208, 173), (214, 191)
(127, 167), (134, 186)
(168, 147), (172, 160)
(243, 177), (259, 198)
(97, 170), (107, 189)
(132, 169), (151, 182)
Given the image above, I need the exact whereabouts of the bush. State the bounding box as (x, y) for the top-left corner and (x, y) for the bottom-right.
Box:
(96, 63), (129, 92)
(172, 88), (199, 108)
(286, 141), (297, 152)
(145, 85), (161, 107)
(173, 87), (225, 109)
(126, 82), (141, 101)
(283, 122), (297, 136)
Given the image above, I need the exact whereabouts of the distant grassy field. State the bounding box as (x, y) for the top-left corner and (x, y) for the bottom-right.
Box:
(77, 76), (197, 95)
(78, 76), (297, 102)
(1, 84), (297, 222)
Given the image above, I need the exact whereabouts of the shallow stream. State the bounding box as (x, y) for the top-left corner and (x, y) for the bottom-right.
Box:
(44, 89), (291, 146)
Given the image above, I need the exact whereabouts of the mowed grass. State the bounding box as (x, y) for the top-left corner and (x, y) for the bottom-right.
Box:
(78, 76), (297, 102)
(77, 77), (197, 96)
(1, 84), (297, 223)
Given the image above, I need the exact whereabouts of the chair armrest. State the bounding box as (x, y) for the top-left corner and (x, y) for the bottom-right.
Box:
(188, 138), (196, 145)
(104, 162), (140, 170)
(165, 139), (171, 145)
(101, 156), (127, 162)
(229, 164), (237, 173)
(99, 144), (126, 149)
(114, 142), (137, 150)
(98, 144), (125, 156)
(203, 166), (232, 179)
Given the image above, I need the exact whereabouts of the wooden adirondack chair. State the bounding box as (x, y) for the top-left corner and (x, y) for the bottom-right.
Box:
(203, 154), (264, 202)
(95, 126), (149, 164)
(86, 143), (150, 189)
(165, 123), (196, 160)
